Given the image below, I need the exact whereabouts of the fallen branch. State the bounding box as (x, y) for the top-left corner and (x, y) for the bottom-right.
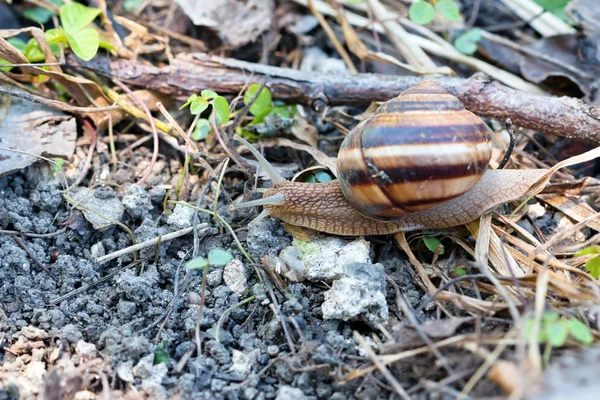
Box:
(68, 54), (600, 144)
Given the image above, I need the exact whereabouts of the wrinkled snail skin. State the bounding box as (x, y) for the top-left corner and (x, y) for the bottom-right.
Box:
(233, 81), (543, 236)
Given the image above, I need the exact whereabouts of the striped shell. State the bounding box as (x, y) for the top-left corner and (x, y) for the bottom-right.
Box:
(337, 81), (492, 221)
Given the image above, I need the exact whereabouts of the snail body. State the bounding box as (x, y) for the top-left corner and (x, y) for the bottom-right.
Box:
(233, 81), (544, 236)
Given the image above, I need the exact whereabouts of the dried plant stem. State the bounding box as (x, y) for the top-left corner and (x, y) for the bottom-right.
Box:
(113, 79), (159, 186)
(307, 0), (357, 73)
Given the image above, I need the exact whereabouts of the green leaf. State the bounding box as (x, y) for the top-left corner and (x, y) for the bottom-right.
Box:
(60, 2), (101, 33)
(435, 0), (460, 22)
(185, 257), (208, 270)
(8, 38), (27, 52)
(408, 1), (435, 24)
(244, 84), (272, 117)
(208, 248), (233, 266)
(190, 96), (209, 115)
(212, 96), (230, 124)
(314, 171), (333, 183)
(423, 237), (444, 254)
(24, 39), (45, 62)
(534, 0), (572, 22)
(201, 89), (218, 100)
(302, 174), (317, 183)
(454, 268), (466, 276)
(23, 7), (56, 24)
(65, 28), (99, 61)
(576, 246), (600, 256)
(454, 28), (481, 55)
(192, 119), (211, 141)
(98, 40), (117, 52)
(180, 94), (197, 110)
(124, 0), (145, 12)
(45, 28), (67, 44)
(546, 319), (569, 347)
(269, 104), (297, 118)
(585, 256), (600, 279)
(153, 343), (169, 365)
(52, 157), (65, 175)
(567, 318), (593, 345)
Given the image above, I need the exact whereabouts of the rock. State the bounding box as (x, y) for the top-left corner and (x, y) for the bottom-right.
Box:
(229, 349), (259, 377)
(166, 204), (195, 230)
(122, 184), (153, 218)
(223, 259), (247, 294)
(276, 385), (307, 400)
(21, 326), (48, 340)
(528, 203), (546, 219)
(90, 242), (106, 260)
(75, 340), (97, 357)
(279, 237), (371, 282)
(71, 187), (124, 230)
(207, 269), (223, 287)
(321, 263), (388, 327)
(116, 361), (135, 382)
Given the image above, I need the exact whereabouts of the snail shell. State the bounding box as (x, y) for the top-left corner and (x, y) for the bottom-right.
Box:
(337, 81), (493, 220)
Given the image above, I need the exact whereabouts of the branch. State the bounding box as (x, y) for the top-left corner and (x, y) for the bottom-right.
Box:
(67, 54), (600, 144)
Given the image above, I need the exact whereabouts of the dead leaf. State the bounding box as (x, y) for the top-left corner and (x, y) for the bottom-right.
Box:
(0, 97), (77, 177)
(173, 0), (274, 47)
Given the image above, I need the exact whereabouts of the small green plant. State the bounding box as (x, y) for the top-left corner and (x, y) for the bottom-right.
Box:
(124, 0), (145, 12)
(454, 28), (482, 55)
(423, 236), (445, 254)
(180, 90), (231, 141)
(185, 248), (234, 270)
(51, 157), (66, 176)
(181, 84), (297, 142)
(524, 311), (593, 348)
(301, 171), (334, 183)
(23, 0), (62, 24)
(6, 2), (110, 65)
(153, 343), (169, 365)
(534, 0), (573, 23)
(576, 246), (600, 279)
(409, 0), (460, 25)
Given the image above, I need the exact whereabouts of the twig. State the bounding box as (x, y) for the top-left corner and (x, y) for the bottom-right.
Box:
(72, 55), (600, 143)
(353, 331), (411, 400)
(307, 0), (358, 73)
(69, 120), (97, 190)
(0, 85), (120, 113)
(48, 261), (141, 306)
(12, 235), (58, 282)
(95, 225), (206, 264)
(113, 79), (159, 186)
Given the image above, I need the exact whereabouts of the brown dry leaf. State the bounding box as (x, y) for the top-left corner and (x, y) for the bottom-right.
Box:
(0, 97), (77, 177)
(173, 0), (274, 47)
(0, 37), (113, 128)
(290, 114), (318, 148)
(479, 33), (599, 100)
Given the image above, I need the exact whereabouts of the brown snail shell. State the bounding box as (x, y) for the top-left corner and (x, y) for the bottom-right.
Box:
(337, 81), (493, 220)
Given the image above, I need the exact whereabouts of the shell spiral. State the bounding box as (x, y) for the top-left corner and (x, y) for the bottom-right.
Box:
(337, 81), (492, 221)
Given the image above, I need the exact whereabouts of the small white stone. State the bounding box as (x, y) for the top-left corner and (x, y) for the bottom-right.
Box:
(528, 203), (546, 219)
(75, 340), (97, 357)
(228, 349), (259, 377)
(207, 269), (223, 287)
(223, 259), (247, 294)
(276, 386), (307, 400)
(279, 236), (371, 282)
(167, 204), (195, 230)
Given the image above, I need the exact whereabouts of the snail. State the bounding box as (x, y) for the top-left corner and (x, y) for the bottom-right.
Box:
(232, 81), (546, 236)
